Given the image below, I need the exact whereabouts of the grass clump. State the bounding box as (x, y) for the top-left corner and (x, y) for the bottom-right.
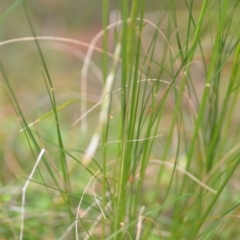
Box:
(1, 0), (240, 239)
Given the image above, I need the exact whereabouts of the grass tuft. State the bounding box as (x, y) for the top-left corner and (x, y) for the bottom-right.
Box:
(1, 0), (240, 239)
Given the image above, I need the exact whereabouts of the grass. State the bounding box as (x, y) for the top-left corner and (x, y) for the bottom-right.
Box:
(1, 0), (240, 239)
